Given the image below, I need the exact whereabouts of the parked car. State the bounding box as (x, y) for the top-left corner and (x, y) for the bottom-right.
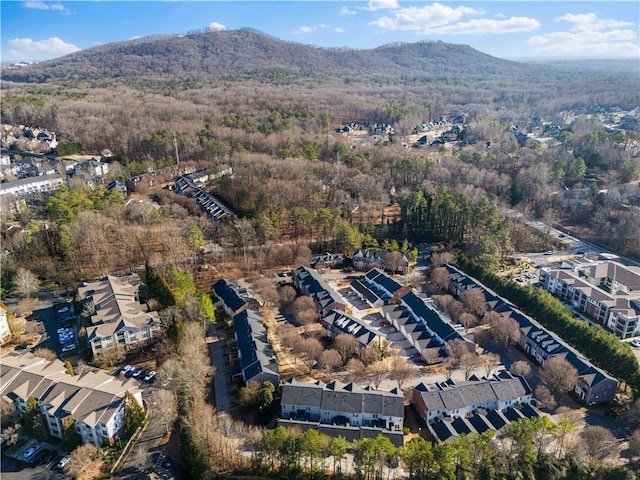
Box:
(56, 455), (71, 470)
(379, 321), (390, 327)
(144, 370), (156, 382)
(61, 343), (76, 353)
(544, 251), (553, 255)
(125, 367), (139, 378)
(132, 368), (145, 379)
(631, 339), (640, 348)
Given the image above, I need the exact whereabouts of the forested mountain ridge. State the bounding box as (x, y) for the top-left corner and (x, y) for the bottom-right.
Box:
(2, 28), (539, 83)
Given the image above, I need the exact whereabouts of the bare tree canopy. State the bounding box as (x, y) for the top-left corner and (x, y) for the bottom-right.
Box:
(510, 360), (532, 377)
(542, 356), (578, 394)
(488, 312), (521, 348)
(430, 267), (451, 291)
(461, 288), (486, 316)
(13, 267), (40, 298)
(334, 333), (359, 362)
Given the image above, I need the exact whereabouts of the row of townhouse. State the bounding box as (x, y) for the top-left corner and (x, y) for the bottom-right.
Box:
(322, 309), (384, 354)
(0, 173), (63, 197)
(357, 268), (473, 364)
(412, 370), (538, 442)
(232, 309), (280, 387)
(381, 290), (475, 364)
(540, 259), (640, 339)
(1, 351), (143, 446)
(174, 175), (235, 221)
(352, 249), (410, 274)
(77, 274), (161, 356)
(279, 377), (405, 446)
(292, 266), (346, 317)
(212, 278), (278, 386)
(443, 264), (619, 404)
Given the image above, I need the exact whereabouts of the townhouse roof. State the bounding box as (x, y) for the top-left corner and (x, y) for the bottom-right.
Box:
(350, 279), (383, 304)
(1, 351), (141, 428)
(414, 371), (531, 415)
(212, 278), (247, 313)
(322, 309), (379, 347)
(281, 378), (404, 418)
(364, 268), (404, 296)
(233, 310), (279, 382)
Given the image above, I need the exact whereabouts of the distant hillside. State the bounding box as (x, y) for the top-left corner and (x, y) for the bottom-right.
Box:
(2, 28), (534, 83)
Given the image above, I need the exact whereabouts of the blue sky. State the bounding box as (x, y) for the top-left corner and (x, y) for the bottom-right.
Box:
(1, 1), (639, 62)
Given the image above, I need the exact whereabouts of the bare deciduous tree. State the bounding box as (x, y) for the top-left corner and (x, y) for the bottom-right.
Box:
(13, 267), (40, 299)
(430, 267), (451, 291)
(131, 446), (151, 473)
(488, 312), (521, 348)
(334, 333), (359, 362)
(367, 360), (389, 389)
(33, 347), (56, 361)
(541, 356), (578, 395)
(447, 300), (465, 323)
(389, 354), (417, 389)
(291, 296), (317, 325)
(295, 337), (323, 371)
(278, 285), (297, 306)
(150, 389), (178, 434)
(461, 288), (486, 316)
(480, 352), (500, 377)
(430, 251), (454, 269)
(345, 358), (366, 377)
(534, 384), (557, 409)
(319, 349), (343, 372)
(431, 294), (454, 312)
(581, 426), (619, 462)
(510, 360), (532, 377)
(458, 312), (476, 330)
(65, 444), (101, 477)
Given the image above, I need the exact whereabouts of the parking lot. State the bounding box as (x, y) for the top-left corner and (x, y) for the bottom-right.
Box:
(1, 439), (66, 480)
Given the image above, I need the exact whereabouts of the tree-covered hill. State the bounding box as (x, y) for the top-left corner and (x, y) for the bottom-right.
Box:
(2, 28), (537, 83)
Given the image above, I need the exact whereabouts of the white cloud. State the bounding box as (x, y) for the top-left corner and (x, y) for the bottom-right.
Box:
(9, 37), (80, 61)
(529, 13), (639, 57)
(208, 22), (227, 32)
(426, 16), (541, 35)
(340, 6), (356, 16)
(555, 13), (633, 32)
(371, 3), (484, 31)
(363, 0), (400, 11)
(23, 1), (73, 14)
(335, 27), (345, 33)
(293, 24), (330, 35)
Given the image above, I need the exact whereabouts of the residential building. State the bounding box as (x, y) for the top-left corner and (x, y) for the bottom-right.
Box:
(232, 310), (279, 386)
(353, 250), (409, 274)
(412, 370), (532, 422)
(293, 266), (346, 317)
(174, 176), (235, 221)
(349, 279), (385, 308)
(212, 278), (250, 318)
(444, 265), (619, 404)
(412, 371), (537, 443)
(540, 260), (640, 338)
(312, 252), (344, 269)
(77, 274), (161, 356)
(0, 305), (12, 345)
(0, 351), (143, 446)
(279, 378), (404, 446)
(0, 173), (63, 196)
(381, 290), (474, 364)
(362, 268), (412, 304)
(322, 309), (382, 353)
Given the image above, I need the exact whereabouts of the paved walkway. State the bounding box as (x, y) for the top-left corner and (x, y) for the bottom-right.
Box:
(207, 324), (236, 412)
